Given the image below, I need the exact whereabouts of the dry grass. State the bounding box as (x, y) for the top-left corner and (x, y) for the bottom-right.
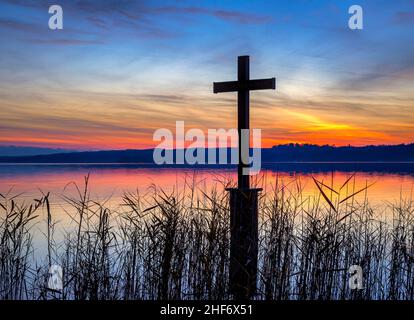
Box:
(0, 174), (413, 300)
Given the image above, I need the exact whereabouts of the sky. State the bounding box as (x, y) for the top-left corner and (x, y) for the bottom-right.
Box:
(0, 0), (413, 150)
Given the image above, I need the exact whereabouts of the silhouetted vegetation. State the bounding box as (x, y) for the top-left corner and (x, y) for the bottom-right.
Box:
(1, 143), (413, 163)
(0, 174), (413, 300)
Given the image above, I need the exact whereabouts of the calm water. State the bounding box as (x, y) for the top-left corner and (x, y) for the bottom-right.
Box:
(1, 163), (413, 257)
(1, 163), (414, 212)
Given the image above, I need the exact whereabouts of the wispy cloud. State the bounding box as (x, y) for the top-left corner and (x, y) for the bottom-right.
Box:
(24, 38), (105, 45)
(154, 6), (273, 24)
(393, 11), (414, 24)
(0, 18), (42, 33)
(1, 0), (413, 149)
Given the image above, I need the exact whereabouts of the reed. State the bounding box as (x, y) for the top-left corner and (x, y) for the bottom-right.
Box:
(0, 190), (45, 299)
(1, 174), (413, 300)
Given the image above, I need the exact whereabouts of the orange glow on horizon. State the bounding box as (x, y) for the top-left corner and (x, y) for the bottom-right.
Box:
(1, 88), (413, 150)
(0, 130), (412, 150)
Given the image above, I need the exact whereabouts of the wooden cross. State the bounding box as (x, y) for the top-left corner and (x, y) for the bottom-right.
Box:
(214, 56), (276, 299)
(213, 55), (276, 189)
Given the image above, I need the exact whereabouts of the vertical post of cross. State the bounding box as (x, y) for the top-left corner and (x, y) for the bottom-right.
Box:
(238, 55), (250, 190)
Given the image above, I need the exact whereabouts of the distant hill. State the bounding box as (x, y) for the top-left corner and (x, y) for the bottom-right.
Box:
(263, 143), (414, 162)
(0, 143), (413, 164)
(0, 145), (78, 157)
(0, 149), (155, 163)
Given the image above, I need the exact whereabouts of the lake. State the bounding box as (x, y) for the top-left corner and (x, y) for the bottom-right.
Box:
(1, 163), (413, 292)
(1, 162), (413, 230)
(1, 163), (413, 208)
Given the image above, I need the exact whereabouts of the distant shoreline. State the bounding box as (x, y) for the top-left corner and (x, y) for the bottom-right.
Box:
(1, 161), (414, 165)
(1, 162), (413, 176)
(1, 144), (413, 164)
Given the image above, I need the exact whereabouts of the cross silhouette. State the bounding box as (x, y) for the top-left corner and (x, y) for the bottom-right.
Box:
(213, 55), (276, 189)
(213, 56), (276, 299)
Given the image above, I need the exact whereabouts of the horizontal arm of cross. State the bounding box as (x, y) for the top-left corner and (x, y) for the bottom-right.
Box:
(213, 78), (276, 94)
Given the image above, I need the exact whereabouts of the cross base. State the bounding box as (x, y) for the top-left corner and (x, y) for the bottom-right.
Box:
(226, 187), (262, 299)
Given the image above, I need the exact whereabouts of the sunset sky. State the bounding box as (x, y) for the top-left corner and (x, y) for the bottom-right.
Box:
(0, 0), (413, 150)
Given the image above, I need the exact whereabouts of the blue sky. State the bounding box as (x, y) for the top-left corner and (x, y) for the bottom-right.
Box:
(0, 0), (413, 149)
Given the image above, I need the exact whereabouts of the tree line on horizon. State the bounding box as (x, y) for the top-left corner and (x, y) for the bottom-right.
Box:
(0, 142), (413, 163)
